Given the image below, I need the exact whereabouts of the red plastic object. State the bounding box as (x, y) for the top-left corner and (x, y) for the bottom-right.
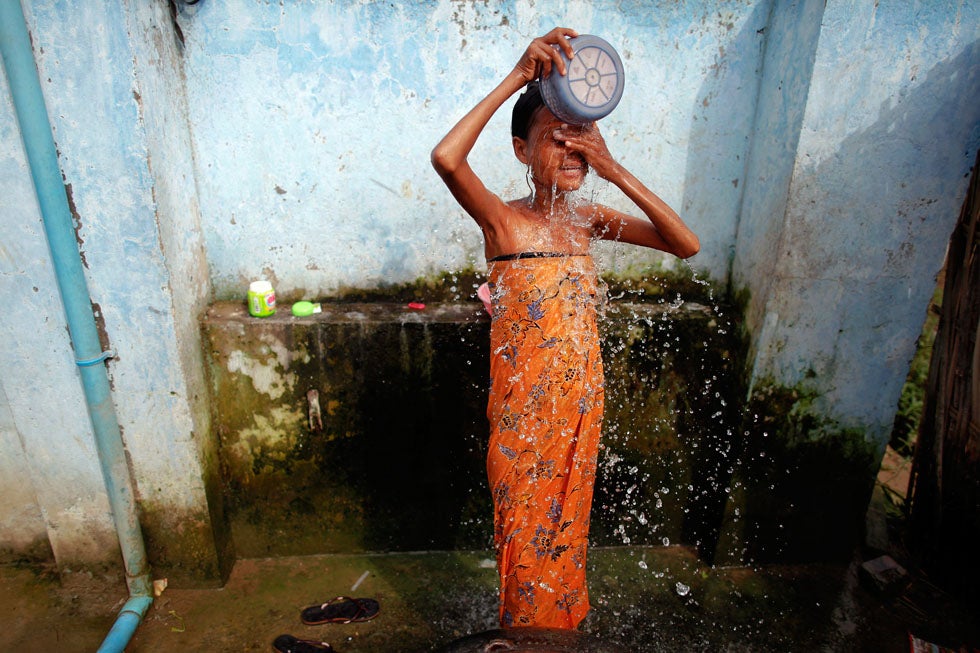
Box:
(407, 302), (426, 310)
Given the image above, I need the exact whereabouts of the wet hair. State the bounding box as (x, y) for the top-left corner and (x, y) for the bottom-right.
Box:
(511, 81), (545, 140)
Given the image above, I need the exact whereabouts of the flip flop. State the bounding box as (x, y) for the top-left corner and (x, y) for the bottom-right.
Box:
(301, 595), (381, 625)
(272, 634), (333, 653)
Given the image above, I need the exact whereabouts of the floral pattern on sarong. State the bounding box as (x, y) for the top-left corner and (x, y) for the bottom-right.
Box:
(486, 254), (604, 630)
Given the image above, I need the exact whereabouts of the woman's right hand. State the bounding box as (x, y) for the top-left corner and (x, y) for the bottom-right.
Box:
(512, 27), (579, 84)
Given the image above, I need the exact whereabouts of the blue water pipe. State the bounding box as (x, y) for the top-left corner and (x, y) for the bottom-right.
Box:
(97, 596), (155, 653)
(0, 2), (153, 651)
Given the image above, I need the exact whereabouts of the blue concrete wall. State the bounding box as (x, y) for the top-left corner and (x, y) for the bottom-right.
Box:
(0, 0), (224, 579)
(742, 0), (980, 442)
(179, 0), (768, 297)
(733, 0), (825, 341)
(0, 2), (121, 565)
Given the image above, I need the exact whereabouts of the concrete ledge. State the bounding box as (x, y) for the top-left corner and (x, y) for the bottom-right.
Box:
(203, 299), (742, 559)
(204, 300), (488, 325)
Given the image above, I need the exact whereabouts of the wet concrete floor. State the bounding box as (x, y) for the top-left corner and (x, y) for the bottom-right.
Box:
(1, 540), (976, 653)
(2, 456), (976, 652)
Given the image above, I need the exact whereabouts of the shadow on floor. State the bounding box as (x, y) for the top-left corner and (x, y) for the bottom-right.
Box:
(0, 456), (975, 653)
(1, 541), (977, 653)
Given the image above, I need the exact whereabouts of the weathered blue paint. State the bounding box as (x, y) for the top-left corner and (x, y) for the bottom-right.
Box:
(0, 0), (152, 601)
(0, 1), (121, 566)
(742, 0), (980, 443)
(180, 0), (765, 295)
(733, 0), (825, 339)
(0, 0), (224, 581)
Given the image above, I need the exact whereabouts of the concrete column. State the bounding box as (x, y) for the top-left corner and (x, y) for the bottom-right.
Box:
(0, 0), (230, 584)
(0, 34), (119, 569)
(741, 0), (979, 442)
(722, 0), (980, 562)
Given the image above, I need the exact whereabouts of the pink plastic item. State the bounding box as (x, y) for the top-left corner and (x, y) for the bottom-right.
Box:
(408, 302), (426, 310)
(477, 283), (492, 316)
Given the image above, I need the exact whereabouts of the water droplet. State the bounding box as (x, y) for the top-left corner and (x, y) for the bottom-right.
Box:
(638, 560), (647, 570)
(675, 581), (690, 596)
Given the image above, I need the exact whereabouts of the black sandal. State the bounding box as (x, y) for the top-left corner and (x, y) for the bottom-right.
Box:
(301, 596), (380, 625)
(272, 634), (334, 653)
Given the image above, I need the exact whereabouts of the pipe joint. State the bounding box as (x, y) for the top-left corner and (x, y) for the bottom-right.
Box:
(76, 350), (117, 367)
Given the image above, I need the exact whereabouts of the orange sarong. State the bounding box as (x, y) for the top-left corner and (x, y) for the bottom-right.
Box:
(486, 253), (605, 629)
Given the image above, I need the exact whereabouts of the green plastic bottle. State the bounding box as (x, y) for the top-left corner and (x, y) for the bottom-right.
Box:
(247, 280), (276, 317)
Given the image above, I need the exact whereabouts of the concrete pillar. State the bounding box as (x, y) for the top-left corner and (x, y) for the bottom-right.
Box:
(0, 31), (119, 569)
(0, 0), (230, 584)
(722, 0), (980, 562)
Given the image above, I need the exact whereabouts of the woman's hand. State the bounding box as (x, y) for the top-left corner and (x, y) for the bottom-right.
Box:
(512, 27), (579, 84)
(556, 122), (700, 259)
(554, 122), (619, 180)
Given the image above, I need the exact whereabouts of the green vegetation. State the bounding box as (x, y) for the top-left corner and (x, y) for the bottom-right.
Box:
(889, 281), (942, 457)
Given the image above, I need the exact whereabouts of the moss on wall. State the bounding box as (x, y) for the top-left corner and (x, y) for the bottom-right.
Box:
(595, 299), (744, 562)
(204, 303), (492, 556)
(203, 285), (745, 559)
(715, 381), (881, 564)
(0, 536), (55, 566)
(138, 501), (230, 587)
(200, 269), (887, 566)
(280, 265), (718, 306)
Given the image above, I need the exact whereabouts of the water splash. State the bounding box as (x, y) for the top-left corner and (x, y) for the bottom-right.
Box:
(450, 143), (753, 642)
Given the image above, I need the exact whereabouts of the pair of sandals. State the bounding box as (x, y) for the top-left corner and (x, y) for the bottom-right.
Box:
(272, 596), (381, 653)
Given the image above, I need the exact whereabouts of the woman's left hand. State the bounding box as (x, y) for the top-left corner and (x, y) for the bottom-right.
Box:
(553, 122), (619, 180)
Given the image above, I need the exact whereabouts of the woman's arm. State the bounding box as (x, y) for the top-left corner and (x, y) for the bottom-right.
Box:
(559, 123), (700, 259)
(430, 28), (578, 227)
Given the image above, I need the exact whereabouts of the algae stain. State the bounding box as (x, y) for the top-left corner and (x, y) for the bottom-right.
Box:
(718, 379), (883, 562)
(226, 406), (306, 478)
(227, 349), (293, 399)
(224, 333), (305, 400)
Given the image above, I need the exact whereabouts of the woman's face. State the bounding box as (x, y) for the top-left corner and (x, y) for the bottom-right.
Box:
(516, 108), (588, 193)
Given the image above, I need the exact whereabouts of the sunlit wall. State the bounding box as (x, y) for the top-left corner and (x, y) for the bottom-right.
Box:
(180, 0), (764, 297)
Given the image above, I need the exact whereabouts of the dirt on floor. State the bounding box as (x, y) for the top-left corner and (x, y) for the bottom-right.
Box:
(1, 544), (977, 653)
(1, 455), (976, 653)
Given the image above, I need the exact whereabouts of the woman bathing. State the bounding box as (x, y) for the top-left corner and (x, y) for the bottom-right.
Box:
(431, 27), (699, 629)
